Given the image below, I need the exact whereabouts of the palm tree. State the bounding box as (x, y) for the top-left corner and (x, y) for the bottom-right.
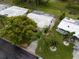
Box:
(26, 0), (50, 6)
(63, 32), (75, 46)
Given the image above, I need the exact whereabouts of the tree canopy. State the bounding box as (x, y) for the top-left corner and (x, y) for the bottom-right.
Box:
(0, 16), (37, 45)
(2, 0), (50, 6)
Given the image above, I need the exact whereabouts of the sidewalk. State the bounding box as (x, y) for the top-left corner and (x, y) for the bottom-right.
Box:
(25, 40), (38, 55)
(73, 41), (79, 59)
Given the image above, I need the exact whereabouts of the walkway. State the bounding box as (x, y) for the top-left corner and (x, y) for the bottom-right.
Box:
(25, 40), (38, 55)
(73, 41), (79, 59)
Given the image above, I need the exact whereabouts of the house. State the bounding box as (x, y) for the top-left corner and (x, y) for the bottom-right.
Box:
(0, 4), (10, 11)
(27, 11), (55, 29)
(0, 6), (29, 17)
(0, 38), (38, 59)
(57, 17), (79, 38)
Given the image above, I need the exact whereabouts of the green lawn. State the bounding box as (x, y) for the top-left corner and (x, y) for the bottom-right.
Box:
(35, 8), (74, 59)
(36, 41), (73, 59)
(36, 19), (73, 59)
(36, 2), (79, 19)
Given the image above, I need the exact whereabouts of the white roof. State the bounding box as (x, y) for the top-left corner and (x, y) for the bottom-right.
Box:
(0, 6), (28, 17)
(58, 17), (79, 38)
(27, 11), (55, 28)
(0, 4), (10, 11)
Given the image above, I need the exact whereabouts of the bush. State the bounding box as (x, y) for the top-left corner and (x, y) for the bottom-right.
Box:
(0, 16), (37, 45)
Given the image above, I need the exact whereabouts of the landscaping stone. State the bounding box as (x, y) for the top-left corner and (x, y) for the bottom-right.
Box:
(50, 46), (57, 52)
(63, 41), (69, 46)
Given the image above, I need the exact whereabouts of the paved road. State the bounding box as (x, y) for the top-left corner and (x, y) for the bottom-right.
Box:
(0, 38), (38, 59)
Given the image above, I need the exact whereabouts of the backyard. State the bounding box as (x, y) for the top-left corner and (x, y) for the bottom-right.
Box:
(18, 1), (79, 19)
(0, 0), (78, 59)
(3, 1), (76, 59)
(36, 16), (73, 59)
(30, 2), (78, 59)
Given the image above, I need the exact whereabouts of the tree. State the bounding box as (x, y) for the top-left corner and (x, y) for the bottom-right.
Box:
(0, 16), (37, 45)
(3, 0), (50, 6)
(63, 32), (75, 42)
(59, 12), (65, 21)
(0, 15), (7, 28)
(2, 0), (22, 5)
(26, 0), (50, 6)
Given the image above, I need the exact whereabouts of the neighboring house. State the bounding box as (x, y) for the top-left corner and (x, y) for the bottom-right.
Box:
(27, 11), (55, 29)
(0, 38), (38, 59)
(57, 17), (79, 38)
(0, 4), (10, 11)
(0, 6), (29, 17)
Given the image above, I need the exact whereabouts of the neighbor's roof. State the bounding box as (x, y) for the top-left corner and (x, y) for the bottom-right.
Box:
(0, 38), (38, 59)
(0, 6), (28, 17)
(27, 11), (55, 28)
(58, 17), (79, 38)
(0, 4), (10, 11)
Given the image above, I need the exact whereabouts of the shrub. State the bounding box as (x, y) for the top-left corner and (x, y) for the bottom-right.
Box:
(0, 16), (37, 45)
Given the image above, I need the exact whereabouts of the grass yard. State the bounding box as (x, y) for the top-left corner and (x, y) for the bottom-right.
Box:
(36, 18), (73, 59)
(35, 11), (73, 59)
(36, 2), (79, 19)
(36, 33), (73, 59)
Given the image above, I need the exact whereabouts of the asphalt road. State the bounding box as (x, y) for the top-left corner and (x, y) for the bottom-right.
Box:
(0, 38), (38, 59)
